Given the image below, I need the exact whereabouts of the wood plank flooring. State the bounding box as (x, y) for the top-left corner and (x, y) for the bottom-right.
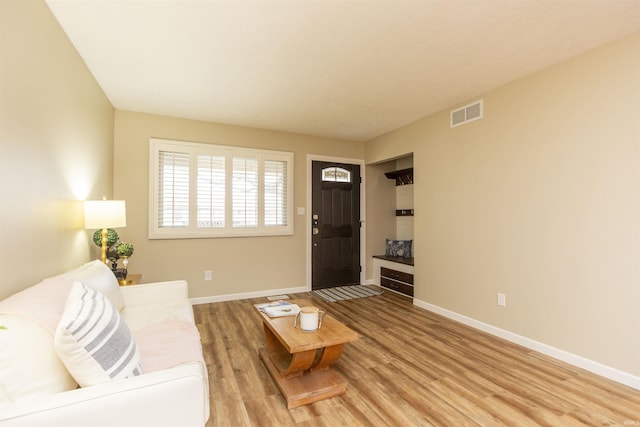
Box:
(193, 289), (640, 426)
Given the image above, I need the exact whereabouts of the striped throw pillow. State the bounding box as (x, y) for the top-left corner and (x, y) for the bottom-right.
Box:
(54, 281), (143, 387)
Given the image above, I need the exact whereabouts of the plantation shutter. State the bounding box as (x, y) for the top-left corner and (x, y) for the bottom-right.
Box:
(264, 160), (288, 226)
(158, 150), (190, 227)
(197, 154), (226, 228)
(232, 157), (259, 227)
(151, 138), (292, 238)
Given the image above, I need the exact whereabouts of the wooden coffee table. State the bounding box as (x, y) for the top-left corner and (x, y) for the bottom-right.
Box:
(256, 299), (358, 408)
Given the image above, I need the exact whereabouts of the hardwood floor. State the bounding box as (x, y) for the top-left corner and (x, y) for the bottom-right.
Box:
(193, 289), (640, 426)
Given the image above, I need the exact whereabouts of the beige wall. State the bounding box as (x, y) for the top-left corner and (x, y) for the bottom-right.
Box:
(364, 161), (397, 278)
(0, 0), (114, 299)
(113, 110), (364, 298)
(366, 33), (640, 376)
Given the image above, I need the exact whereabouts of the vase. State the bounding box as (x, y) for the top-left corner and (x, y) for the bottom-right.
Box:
(120, 256), (129, 279)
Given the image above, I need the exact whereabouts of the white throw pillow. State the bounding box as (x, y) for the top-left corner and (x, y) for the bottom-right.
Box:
(0, 315), (77, 403)
(54, 282), (143, 387)
(63, 260), (124, 311)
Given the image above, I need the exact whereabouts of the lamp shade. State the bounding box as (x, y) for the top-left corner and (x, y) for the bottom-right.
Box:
(84, 200), (127, 229)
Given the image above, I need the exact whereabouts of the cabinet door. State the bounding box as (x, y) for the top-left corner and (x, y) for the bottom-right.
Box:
(381, 267), (413, 285)
(380, 277), (414, 297)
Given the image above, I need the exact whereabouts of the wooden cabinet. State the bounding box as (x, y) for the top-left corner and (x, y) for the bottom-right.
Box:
(380, 266), (414, 297)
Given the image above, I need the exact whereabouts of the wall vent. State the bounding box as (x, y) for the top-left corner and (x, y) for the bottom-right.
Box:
(450, 99), (483, 128)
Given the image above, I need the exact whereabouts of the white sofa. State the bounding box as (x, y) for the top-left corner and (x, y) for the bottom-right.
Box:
(0, 260), (210, 427)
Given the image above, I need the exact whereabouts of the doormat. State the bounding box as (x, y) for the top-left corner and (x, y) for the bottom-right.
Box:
(313, 285), (383, 302)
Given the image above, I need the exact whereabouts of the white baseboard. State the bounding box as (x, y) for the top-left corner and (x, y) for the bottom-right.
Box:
(413, 298), (640, 391)
(190, 285), (308, 305)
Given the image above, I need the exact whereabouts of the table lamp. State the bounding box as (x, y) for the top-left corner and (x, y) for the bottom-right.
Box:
(84, 199), (127, 263)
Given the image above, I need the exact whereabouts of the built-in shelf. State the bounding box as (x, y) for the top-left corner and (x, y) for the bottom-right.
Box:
(373, 255), (414, 266)
(384, 168), (413, 186)
(386, 168), (414, 217)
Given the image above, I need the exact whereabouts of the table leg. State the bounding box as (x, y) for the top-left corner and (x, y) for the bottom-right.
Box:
(311, 343), (345, 371)
(263, 323), (315, 378)
(259, 348), (347, 409)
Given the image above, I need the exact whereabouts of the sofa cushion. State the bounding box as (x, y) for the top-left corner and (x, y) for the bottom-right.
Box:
(0, 260), (123, 337)
(121, 300), (195, 331)
(63, 260), (124, 311)
(132, 318), (210, 421)
(54, 282), (143, 387)
(0, 315), (77, 404)
(0, 273), (74, 335)
(133, 318), (206, 373)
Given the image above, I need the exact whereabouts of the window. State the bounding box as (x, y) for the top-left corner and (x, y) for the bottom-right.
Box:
(149, 138), (293, 239)
(322, 166), (351, 182)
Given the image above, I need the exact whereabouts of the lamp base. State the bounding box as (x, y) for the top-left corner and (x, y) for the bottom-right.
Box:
(100, 228), (108, 264)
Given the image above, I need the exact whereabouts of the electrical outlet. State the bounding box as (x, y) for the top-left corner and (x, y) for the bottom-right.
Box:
(204, 270), (212, 281)
(497, 293), (506, 307)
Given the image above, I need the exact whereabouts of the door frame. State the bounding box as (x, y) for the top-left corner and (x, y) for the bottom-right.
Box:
(306, 154), (366, 290)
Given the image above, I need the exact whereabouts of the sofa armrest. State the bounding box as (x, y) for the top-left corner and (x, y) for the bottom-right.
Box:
(0, 363), (209, 427)
(120, 280), (188, 307)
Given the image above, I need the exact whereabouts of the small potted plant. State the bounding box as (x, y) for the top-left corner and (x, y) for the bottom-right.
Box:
(116, 242), (135, 278)
(117, 242), (134, 258)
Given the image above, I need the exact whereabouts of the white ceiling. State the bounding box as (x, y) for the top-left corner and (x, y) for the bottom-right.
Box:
(45, 0), (640, 142)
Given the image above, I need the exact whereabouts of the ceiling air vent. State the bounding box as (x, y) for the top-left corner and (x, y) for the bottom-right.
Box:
(450, 99), (483, 128)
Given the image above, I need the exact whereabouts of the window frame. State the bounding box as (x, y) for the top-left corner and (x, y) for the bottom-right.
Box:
(149, 138), (293, 239)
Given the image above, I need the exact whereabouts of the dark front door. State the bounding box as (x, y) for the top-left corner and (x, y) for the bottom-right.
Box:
(311, 161), (361, 290)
